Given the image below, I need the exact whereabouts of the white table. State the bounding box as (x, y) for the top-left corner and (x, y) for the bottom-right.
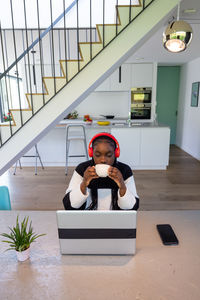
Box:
(0, 210), (200, 300)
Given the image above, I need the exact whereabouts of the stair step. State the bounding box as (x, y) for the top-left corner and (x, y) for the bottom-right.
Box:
(117, 5), (143, 31)
(21, 110), (33, 123)
(79, 42), (103, 66)
(10, 110), (24, 134)
(97, 24), (119, 46)
(43, 77), (67, 97)
(60, 60), (79, 81)
(25, 94), (47, 114)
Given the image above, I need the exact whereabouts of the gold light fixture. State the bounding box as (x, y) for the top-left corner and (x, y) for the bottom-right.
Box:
(163, 3), (193, 53)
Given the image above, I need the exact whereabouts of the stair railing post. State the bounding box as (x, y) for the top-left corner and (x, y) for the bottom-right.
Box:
(3, 30), (14, 111)
(23, 0), (34, 115)
(76, 0), (80, 72)
(49, 0), (56, 95)
(21, 30), (29, 105)
(58, 30), (62, 77)
(30, 30), (37, 93)
(116, 0), (119, 37)
(63, 0), (68, 83)
(103, 0), (105, 48)
(36, 0), (45, 106)
(90, 0), (92, 60)
(129, 0), (132, 23)
(10, 0), (23, 128)
(0, 23), (13, 137)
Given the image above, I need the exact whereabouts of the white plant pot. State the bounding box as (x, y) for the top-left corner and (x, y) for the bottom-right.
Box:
(16, 247), (30, 262)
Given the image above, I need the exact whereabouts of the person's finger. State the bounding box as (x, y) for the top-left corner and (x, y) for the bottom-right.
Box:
(108, 167), (114, 175)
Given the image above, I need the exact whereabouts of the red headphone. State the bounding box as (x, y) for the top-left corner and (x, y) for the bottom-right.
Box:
(88, 132), (120, 158)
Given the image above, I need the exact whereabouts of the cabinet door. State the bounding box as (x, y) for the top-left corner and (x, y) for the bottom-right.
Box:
(110, 64), (131, 91)
(140, 128), (170, 168)
(95, 77), (110, 91)
(111, 128), (140, 168)
(131, 63), (153, 87)
(86, 128), (111, 147)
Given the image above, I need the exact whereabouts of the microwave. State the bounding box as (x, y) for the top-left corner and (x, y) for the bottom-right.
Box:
(131, 87), (152, 103)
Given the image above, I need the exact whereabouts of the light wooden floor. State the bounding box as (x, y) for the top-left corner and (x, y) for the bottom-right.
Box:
(1, 145), (200, 210)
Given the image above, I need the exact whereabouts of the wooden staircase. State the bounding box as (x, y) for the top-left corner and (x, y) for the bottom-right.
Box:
(0, 2), (145, 144)
(0, 0), (180, 175)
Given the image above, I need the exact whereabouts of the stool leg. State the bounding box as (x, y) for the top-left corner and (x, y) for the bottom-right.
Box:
(35, 145), (44, 169)
(19, 159), (22, 169)
(35, 152), (37, 175)
(13, 161), (18, 175)
(82, 126), (89, 160)
(65, 140), (70, 175)
(83, 135), (89, 160)
(13, 159), (22, 175)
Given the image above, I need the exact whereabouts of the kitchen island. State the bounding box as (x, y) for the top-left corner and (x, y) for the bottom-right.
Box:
(22, 120), (170, 170)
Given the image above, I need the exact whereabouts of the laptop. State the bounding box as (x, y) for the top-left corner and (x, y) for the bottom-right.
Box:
(56, 210), (137, 255)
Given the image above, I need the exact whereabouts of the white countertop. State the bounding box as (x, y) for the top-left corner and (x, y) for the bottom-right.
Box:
(0, 210), (199, 300)
(58, 119), (169, 129)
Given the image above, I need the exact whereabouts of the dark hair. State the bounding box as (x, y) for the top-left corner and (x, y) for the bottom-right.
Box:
(92, 135), (116, 150)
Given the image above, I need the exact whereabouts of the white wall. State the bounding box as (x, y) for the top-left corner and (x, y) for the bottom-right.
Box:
(176, 57), (200, 160)
(74, 91), (130, 118)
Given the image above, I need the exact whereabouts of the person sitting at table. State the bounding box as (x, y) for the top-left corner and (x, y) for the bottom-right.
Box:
(63, 132), (139, 210)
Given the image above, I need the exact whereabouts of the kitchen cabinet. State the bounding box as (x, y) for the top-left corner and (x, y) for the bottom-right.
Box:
(95, 64), (131, 92)
(111, 127), (140, 166)
(109, 64), (131, 91)
(85, 128), (111, 146)
(95, 63), (155, 91)
(111, 126), (170, 169)
(131, 63), (153, 87)
(140, 127), (170, 167)
(27, 123), (170, 170)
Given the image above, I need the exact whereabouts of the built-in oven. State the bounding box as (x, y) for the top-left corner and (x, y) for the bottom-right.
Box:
(131, 104), (151, 119)
(130, 87), (152, 120)
(131, 87), (152, 103)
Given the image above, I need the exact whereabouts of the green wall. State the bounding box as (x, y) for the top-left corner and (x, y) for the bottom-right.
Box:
(156, 66), (180, 144)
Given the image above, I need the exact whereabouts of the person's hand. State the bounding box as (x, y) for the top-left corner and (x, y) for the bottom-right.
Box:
(108, 166), (126, 197)
(80, 166), (99, 194)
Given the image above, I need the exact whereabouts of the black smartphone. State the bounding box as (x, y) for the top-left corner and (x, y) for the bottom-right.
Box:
(156, 224), (179, 245)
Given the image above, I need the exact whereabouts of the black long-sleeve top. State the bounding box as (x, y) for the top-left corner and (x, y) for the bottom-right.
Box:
(63, 160), (139, 210)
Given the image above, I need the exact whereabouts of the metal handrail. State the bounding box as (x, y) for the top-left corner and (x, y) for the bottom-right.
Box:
(0, 0), (155, 148)
(0, 0), (78, 80)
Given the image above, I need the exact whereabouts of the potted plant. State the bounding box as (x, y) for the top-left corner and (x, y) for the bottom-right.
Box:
(65, 110), (79, 119)
(0, 215), (46, 261)
(3, 112), (12, 122)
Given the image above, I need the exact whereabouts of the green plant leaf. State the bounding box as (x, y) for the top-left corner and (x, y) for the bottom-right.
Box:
(0, 215), (46, 252)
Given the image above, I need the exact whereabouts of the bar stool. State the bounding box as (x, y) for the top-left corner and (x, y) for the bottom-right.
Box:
(13, 144), (44, 175)
(65, 124), (88, 175)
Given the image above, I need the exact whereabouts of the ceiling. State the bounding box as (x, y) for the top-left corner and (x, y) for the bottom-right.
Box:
(126, 0), (200, 65)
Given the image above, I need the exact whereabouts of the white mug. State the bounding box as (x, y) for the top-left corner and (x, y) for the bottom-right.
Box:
(95, 164), (110, 177)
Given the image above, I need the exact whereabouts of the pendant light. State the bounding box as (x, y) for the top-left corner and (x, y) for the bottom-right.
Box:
(163, 2), (193, 53)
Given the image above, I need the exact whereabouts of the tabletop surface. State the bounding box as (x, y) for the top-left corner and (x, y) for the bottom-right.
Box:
(0, 210), (200, 300)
